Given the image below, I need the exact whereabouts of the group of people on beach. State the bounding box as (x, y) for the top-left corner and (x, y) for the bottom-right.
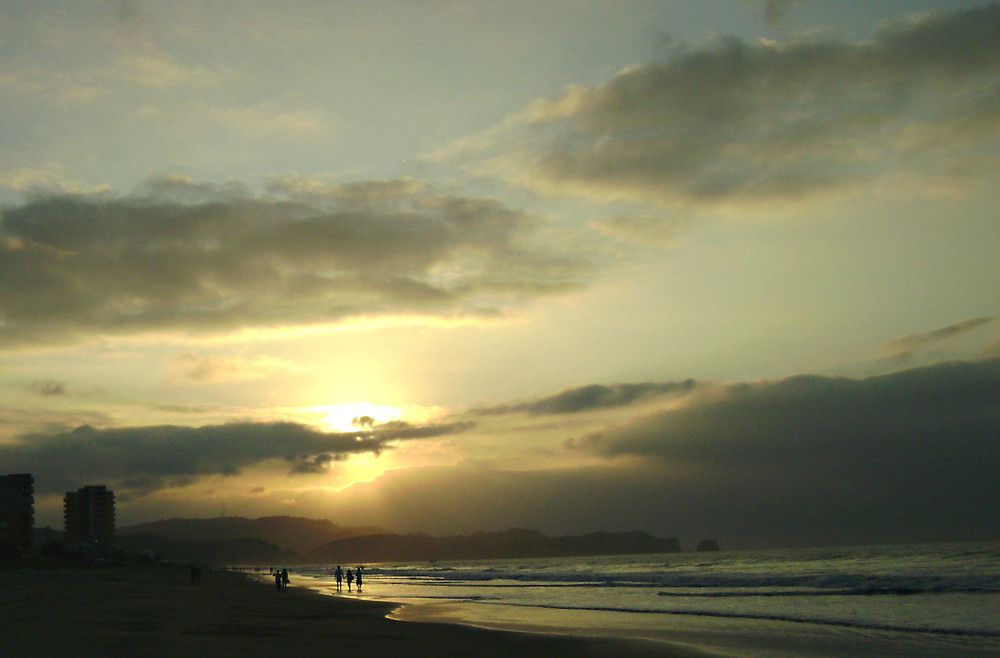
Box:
(272, 567), (290, 590)
(334, 565), (362, 592)
(269, 565), (363, 594)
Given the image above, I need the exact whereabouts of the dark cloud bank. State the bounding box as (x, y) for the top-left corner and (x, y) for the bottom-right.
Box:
(332, 359), (1000, 549)
(519, 3), (1000, 205)
(0, 177), (586, 347)
(0, 418), (470, 495)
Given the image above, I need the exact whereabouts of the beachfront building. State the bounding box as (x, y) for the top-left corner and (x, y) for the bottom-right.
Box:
(0, 473), (35, 558)
(64, 485), (116, 547)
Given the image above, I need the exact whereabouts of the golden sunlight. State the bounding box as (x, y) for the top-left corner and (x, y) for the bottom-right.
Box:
(315, 402), (403, 432)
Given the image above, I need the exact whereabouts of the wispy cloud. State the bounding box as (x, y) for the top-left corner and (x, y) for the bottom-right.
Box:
(168, 352), (314, 384)
(29, 380), (67, 396)
(0, 408), (115, 444)
(883, 316), (998, 361)
(476, 380), (698, 416)
(112, 51), (223, 90)
(590, 213), (687, 245)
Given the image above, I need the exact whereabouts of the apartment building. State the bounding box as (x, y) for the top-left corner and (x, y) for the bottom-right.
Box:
(64, 485), (116, 546)
(0, 473), (35, 557)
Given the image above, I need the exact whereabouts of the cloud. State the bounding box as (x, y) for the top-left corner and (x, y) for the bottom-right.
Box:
(0, 408), (115, 444)
(572, 359), (1000, 463)
(352, 416), (377, 429)
(269, 176), (429, 204)
(0, 418), (472, 495)
(452, 4), (1000, 206)
(883, 316), (998, 361)
(590, 214), (686, 245)
(168, 352), (314, 383)
(205, 104), (329, 137)
(477, 380), (698, 415)
(0, 166), (85, 195)
(567, 359), (1000, 539)
(30, 380), (67, 396)
(0, 177), (591, 348)
(330, 359), (1000, 547)
(113, 52), (222, 90)
(288, 452), (346, 475)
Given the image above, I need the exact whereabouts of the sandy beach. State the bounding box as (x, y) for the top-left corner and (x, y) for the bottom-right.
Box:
(0, 566), (700, 657)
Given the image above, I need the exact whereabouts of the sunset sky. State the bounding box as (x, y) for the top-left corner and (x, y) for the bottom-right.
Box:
(2, 1), (999, 550)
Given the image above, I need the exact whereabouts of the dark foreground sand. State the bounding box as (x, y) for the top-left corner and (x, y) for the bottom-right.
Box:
(0, 566), (701, 657)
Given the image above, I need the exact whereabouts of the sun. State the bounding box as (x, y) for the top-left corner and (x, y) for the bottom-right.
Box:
(315, 402), (402, 432)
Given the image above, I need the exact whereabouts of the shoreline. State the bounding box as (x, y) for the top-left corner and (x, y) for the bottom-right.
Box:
(0, 565), (703, 657)
(327, 572), (1000, 658)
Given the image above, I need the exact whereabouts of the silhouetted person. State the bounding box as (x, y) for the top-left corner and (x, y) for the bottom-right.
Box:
(347, 569), (354, 592)
(335, 565), (343, 592)
(190, 565), (201, 584)
(355, 566), (362, 591)
(275, 569), (282, 591)
(281, 568), (289, 589)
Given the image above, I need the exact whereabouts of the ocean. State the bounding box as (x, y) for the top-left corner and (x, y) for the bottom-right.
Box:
(291, 540), (1000, 656)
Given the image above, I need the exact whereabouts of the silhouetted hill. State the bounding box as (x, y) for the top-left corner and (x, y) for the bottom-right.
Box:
(119, 516), (386, 555)
(115, 516), (683, 565)
(307, 528), (681, 563)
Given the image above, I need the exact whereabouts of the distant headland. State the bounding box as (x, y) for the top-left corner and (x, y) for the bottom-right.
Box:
(82, 516), (708, 565)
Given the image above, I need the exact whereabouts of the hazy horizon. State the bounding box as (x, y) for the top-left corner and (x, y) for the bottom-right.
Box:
(2, 1), (999, 551)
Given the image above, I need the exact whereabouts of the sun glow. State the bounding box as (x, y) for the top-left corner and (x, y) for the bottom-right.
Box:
(315, 402), (403, 432)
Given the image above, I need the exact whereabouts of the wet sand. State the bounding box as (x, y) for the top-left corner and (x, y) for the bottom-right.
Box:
(0, 566), (703, 657)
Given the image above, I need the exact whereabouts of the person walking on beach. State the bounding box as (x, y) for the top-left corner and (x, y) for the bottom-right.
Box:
(355, 566), (362, 591)
(275, 569), (282, 591)
(281, 568), (290, 589)
(346, 568), (354, 592)
(335, 565), (343, 592)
